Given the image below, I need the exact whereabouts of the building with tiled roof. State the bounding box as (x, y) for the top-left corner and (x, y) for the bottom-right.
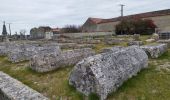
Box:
(82, 9), (170, 33)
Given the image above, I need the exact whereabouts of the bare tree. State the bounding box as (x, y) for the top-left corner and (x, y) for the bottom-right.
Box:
(19, 29), (27, 39)
(20, 29), (26, 35)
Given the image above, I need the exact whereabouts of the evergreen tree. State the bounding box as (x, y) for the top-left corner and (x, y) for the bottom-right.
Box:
(2, 21), (7, 36)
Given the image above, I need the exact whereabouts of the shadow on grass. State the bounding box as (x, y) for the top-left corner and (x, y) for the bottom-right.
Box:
(25, 65), (74, 76)
(88, 93), (100, 100)
(65, 80), (84, 100)
(157, 51), (170, 60)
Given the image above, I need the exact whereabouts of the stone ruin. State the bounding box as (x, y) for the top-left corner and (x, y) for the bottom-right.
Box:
(69, 46), (148, 100)
(141, 44), (168, 58)
(0, 42), (61, 63)
(133, 34), (140, 41)
(157, 39), (170, 48)
(58, 43), (95, 50)
(0, 71), (49, 100)
(127, 41), (144, 46)
(30, 48), (95, 73)
(8, 44), (60, 63)
(100, 46), (124, 53)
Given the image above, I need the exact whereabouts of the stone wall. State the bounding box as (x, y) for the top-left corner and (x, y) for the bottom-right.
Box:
(147, 15), (170, 32)
(97, 21), (120, 32)
(30, 48), (95, 72)
(69, 46), (148, 100)
(0, 71), (49, 100)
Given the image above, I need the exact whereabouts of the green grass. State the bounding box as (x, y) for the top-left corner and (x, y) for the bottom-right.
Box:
(0, 56), (84, 100)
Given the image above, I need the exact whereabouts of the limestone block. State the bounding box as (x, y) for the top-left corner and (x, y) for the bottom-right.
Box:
(145, 39), (155, 43)
(151, 33), (159, 41)
(141, 44), (168, 58)
(30, 48), (95, 73)
(127, 41), (144, 46)
(133, 34), (140, 41)
(157, 39), (170, 48)
(0, 71), (49, 100)
(69, 46), (148, 100)
(7, 43), (61, 63)
(0, 46), (6, 56)
(105, 39), (124, 45)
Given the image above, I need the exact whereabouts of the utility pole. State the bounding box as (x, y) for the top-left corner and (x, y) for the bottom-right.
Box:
(7, 23), (12, 36)
(120, 4), (125, 17)
(120, 4), (125, 35)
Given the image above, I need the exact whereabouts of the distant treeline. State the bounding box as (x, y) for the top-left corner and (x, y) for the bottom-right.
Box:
(60, 25), (82, 33)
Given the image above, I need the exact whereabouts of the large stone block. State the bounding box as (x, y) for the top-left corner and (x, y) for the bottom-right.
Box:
(0, 71), (49, 100)
(69, 46), (148, 100)
(141, 44), (168, 58)
(30, 48), (95, 73)
(0, 45), (6, 56)
(7, 43), (61, 63)
(157, 39), (170, 48)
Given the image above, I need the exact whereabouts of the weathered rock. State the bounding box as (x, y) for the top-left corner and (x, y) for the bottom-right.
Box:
(0, 42), (40, 56)
(0, 71), (49, 100)
(157, 39), (170, 48)
(145, 39), (155, 43)
(133, 34), (140, 41)
(151, 33), (159, 41)
(69, 46), (148, 100)
(7, 44), (61, 63)
(127, 41), (144, 46)
(30, 48), (95, 72)
(141, 44), (168, 58)
(58, 43), (95, 49)
(100, 46), (124, 53)
(0, 45), (6, 56)
(105, 39), (124, 45)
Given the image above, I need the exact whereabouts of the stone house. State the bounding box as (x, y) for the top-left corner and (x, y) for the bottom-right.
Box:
(30, 26), (51, 39)
(82, 9), (170, 33)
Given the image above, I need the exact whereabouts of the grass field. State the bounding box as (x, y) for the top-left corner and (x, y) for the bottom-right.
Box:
(0, 35), (170, 100)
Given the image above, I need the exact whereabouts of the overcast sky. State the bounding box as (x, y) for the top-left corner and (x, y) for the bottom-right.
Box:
(0, 0), (170, 35)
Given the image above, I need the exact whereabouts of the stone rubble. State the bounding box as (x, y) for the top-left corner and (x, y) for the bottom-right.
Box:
(100, 46), (124, 53)
(58, 43), (95, 49)
(0, 71), (49, 100)
(133, 34), (140, 41)
(69, 46), (148, 100)
(140, 44), (168, 58)
(30, 48), (95, 72)
(127, 41), (144, 46)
